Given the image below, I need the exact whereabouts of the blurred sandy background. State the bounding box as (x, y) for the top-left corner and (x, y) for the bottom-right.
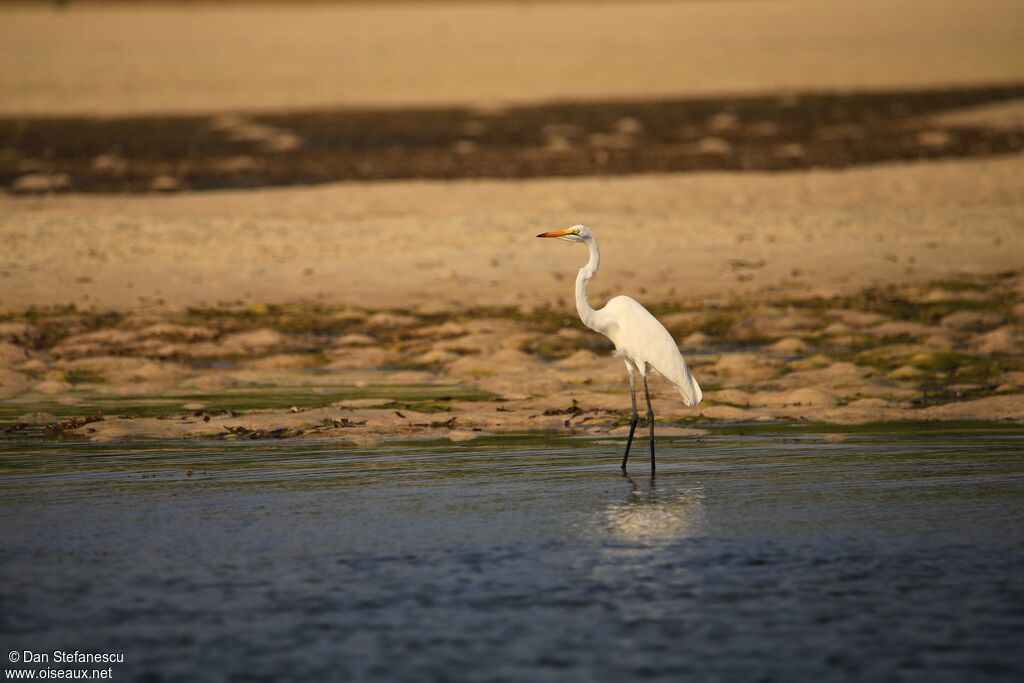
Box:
(1, 0), (1022, 310)
(1, 0), (1022, 436)
(1, 0), (1022, 115)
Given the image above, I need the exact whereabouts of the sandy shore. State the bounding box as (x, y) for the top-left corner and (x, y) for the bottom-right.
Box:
(3, 152), (1023, 439)
(2, 0), (1022, 115)
(2, 264), (1022, 442)
(3, 154), (1022, 310)
(1, 1), (1021, 439)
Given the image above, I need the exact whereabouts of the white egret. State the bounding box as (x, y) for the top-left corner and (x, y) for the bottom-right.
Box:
(537, 225), (702, 472)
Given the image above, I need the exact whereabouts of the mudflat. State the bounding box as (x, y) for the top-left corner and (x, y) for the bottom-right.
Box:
(1, 1), (1021, 439)
(3, 85), (1023, 193)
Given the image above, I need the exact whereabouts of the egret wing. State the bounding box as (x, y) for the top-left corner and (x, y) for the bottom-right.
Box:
(601, 296), (702, 406)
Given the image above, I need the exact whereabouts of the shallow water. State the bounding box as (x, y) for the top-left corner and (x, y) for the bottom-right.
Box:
(1, 429), (1022, 682)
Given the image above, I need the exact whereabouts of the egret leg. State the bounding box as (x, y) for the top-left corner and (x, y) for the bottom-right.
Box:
(642, 370), (656, 473)
(621, 363), (639, 471)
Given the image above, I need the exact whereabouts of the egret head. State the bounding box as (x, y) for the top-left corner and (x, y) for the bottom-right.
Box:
(536, 224), (592, 243)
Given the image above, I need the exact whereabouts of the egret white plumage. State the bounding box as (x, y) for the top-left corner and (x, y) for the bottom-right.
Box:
(537, 225), (701, 473)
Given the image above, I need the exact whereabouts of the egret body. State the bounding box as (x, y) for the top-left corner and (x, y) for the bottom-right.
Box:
(537, 225), (702, 472)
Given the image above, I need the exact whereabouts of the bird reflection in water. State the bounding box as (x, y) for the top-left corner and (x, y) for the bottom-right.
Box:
(600, 476), (707, 544)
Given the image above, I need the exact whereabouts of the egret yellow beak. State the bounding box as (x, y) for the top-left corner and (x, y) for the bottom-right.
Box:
(536, 229), (574, 238)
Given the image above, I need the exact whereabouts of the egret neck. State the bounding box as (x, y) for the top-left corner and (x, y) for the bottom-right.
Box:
(575, 236), (601, 332)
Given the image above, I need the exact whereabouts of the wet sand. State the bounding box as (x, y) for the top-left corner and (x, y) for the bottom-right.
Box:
(4, 84), (1023, 193)
(3, 264), (1022, 441)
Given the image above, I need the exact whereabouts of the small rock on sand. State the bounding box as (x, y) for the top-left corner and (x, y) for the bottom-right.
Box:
(413, 349), (459, 366)
(710, 388), (754, 406)
(17, 412), (59, 425)
(998, 371), (1024, 386)
(150, 175), (181, 192)
(692, 136), (733, 155)
(331, 309), (368, 323)
(448, 430), (480, 442)
(699, 404), (752, 420)
(221, 328), (289, 353)
(917, 129), (952, 149)
(478, 374), (563, 399)
(366, 312), (419, 327)
(613, 116), (644, 134)
(774, 142), (806, 159)
(708, 112), (738, 132)
(786, 353), (832, 371)
(922, 334), (955, 350)
(244, 353), (321, 369)
(829, 310), (887, 328)
(178, 374), (238, 391)
(34, 379), (72, 394)
(940, 310), (1003, 331)
(873, 321), (935, 338)
(416, 321), (469, 339)
(889, 365), (924, 380)
(12, 172), (71, 195)
(845, 398), (891, 409)
(348, 434), (383, 449)
(333, 333), (378, 347)
(0, 322), (31, 341)
(332, 398), (393, 409)
(60, 356), (183, 382)
(264, 132), (304, 153)
(683, 331), (710, 347)
(762, 388), (838, 408)
(91, 153), (128, 173)
(448, 348), (539, 376)
(822, 322), (852, 335)
(0, 342), (31, 367)
(413, 302), (460, 317)
(0, 369), (32, 398)
(713, 353), (778, 380)
(917, 394), (1024, 421)
(386, 370), (437, 384)
(140, 323), (216, 341)
(326, 347), (395, 370)
(660, 311), (705, 331)
(767, 337), (809, 355)
(553, 349), (603, 369)
(974, 327), (1017, 355)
